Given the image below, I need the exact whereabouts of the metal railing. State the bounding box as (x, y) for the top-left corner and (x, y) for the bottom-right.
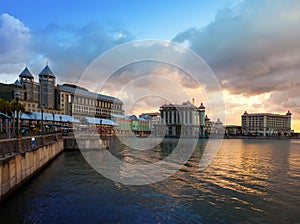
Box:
(0, 133), (62, 158)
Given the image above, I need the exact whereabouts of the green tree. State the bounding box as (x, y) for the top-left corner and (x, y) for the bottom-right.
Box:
(10, 99), (25, 114)
(0, 97), (26, 116)
(0, 98), (12, 114)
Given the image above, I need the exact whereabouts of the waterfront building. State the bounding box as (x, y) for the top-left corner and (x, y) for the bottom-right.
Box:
(203, 115), (225, 136)
(225, 125), (242, 136)
(57, 84), (124, 121)
(157, 101), (205, 137)
(139, 112), (161, 135)
(241, 111), (292, 136)
(0, 66), (124, 119)
(10, 65), (60, 114)
(111, 114), (150, 136)
(0, 65), (124, 137)
(14, 67), (40, 113)
(39, 65), (56, 109)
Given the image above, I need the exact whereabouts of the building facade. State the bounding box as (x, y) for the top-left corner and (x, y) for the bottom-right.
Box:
(14, 65), (59, 114)
(57, 84), (124, 120)
(139, 112), (161, 134)
(1, 66), (124, 118)
(241, 111), (292, 136)
(111, 114), (150, 136)
(39, 65), (56, 109)
(156, 101), (205, 137)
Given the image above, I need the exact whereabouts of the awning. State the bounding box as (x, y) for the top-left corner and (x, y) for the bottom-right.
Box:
(0, 112), (10, 119)
(21, 112), (80, 123)
(85, 117), (119, 126)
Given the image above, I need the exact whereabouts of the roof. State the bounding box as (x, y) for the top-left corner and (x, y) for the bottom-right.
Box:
(84, 117), (119, 126)
(39, 65), (55, 78)
(111, 114), (130, 119)
(19, 67), (34, 78)
(58, 84), (123, 104)
(160, 101), (197, 109)
(242, 113), (288, 117)
(139, 112), (160, 117)
(199, 102), (205, 109)
(13, 79), (22, 87)
(111, 114), (147, 121)
(21, 112), (80, 123)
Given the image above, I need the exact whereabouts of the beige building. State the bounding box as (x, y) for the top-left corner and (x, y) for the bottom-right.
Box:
(241, 111), (292, 136)
(57, 84), (123, 120)
(7, 66), (124, 119)
(14, 66), (61, 114)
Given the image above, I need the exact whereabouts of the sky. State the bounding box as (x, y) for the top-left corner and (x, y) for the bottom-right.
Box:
(0, 0), (300, 132)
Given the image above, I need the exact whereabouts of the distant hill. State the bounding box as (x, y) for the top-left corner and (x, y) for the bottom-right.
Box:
(0, 82), (14, 100)
(62, 83), (89, 92)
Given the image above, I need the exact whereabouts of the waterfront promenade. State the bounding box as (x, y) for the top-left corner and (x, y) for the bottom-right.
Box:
(0, 133), (64, 202)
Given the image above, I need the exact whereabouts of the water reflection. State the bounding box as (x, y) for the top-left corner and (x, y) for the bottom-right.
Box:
(0, 139), (299, 223)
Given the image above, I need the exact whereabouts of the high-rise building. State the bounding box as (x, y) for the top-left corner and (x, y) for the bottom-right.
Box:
(241, 111), (292, 136)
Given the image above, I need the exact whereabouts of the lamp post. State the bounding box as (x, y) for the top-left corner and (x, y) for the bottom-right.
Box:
(41, 105), (44, 145)
(99, 119), (102, 137)
(59, 115), (62, 136)
(14, 90), (22, 152)
(52, 113), (55, 132)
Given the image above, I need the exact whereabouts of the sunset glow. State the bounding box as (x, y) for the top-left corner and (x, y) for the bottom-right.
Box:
(0, 0), (299, 132)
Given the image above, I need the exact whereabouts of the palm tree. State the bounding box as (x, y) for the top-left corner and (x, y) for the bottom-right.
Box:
(10, 99), (26, 135)
(0, 98), (12, 114)
(10, 99), (25, 114)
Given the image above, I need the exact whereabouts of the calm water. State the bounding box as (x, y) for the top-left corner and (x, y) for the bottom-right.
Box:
(0, 138), (300, 224)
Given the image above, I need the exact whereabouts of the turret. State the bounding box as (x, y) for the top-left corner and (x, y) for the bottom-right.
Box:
(198, 102), (206, 136)
(39, 64), (56, 108)
(19, 66), (34, 101)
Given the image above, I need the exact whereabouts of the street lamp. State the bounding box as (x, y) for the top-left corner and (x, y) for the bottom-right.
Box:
(41, 105), (44, 145)
(52, 112), (55, 130)
(14, 90), (22, 152)
(99, 119), (102, 137)
(59, 115), (62, 136)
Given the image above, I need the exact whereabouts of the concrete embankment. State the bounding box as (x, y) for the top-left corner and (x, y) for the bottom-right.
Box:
(0, 139), (63, 202)
(63, 135), (108, 150)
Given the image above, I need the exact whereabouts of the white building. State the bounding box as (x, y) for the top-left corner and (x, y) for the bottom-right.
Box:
(157, 101), (205, 137)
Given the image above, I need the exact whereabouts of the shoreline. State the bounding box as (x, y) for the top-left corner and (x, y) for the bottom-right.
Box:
(221, 135), (300, 140)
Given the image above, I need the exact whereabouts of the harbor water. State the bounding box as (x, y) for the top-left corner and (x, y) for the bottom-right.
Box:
(0, 138), (299, 223)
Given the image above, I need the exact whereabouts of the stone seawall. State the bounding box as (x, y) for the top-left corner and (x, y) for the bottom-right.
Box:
(64, 136), (108, 150)
(0, 139), (64, 202)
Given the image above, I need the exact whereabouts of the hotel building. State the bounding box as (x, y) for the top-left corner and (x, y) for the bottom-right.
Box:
(241, 111), (292, 136)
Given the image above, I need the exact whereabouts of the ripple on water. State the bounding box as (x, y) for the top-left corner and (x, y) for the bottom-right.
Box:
(0, 139), (300, 223)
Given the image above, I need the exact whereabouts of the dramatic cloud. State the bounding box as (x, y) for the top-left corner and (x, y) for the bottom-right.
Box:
(0, 13), (134, 83)
(85, 61), (209, 115)
(173, 0), (300, 128)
